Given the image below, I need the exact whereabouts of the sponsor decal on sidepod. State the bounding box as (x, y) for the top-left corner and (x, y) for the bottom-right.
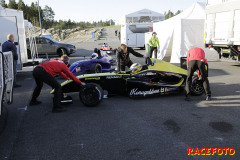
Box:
(130, 88), (164, 96)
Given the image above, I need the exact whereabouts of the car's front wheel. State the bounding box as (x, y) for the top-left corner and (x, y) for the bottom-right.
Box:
(79, 83), (103, 107)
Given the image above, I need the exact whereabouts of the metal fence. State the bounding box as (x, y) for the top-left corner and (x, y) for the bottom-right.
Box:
(0, 51), (14, 116)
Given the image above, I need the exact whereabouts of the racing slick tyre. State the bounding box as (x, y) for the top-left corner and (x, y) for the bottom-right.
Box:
(90, 63), (102, 73)
(79, 83), (103, 107)
(190, 76), (205, 96)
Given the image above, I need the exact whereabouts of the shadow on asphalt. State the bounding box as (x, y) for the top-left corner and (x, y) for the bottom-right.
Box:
(209, 68), (230, 77)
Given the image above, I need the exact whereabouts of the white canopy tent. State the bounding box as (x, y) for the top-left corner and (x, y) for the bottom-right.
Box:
(153, 2), (219, 63)
(126, 9), (164, 23)
(0, 5), (28, 69)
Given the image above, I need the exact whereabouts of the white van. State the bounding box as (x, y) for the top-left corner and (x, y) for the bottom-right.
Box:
(205, 0), (240, 61)
(121, 23), (153, 49)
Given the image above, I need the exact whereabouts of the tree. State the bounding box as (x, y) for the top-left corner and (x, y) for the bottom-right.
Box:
(42, 5), (55, 28)
(139, 16), (151, 22)
(175, 10), (182, 16)
(165, 10), (174, 20)
(43, 5), (55, 21)
(8, 0), (17, 9)
(0, 0), (7, 8)
(17, 0), (25, 10)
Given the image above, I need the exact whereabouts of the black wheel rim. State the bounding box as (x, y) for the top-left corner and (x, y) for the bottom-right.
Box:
(96, 66), (101, 73)
(82, 87), (101, 104)
(192, 80), (204, 94)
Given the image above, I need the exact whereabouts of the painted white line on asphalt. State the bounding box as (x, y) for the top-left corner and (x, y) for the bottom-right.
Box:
(18, 106), (28, 111)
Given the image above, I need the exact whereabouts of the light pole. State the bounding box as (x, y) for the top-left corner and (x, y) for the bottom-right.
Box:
(38, 0), (42, 36)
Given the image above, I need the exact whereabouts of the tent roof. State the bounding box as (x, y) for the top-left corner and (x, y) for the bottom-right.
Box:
(155, 2), (206, 25)
(126, 9), (164, 17)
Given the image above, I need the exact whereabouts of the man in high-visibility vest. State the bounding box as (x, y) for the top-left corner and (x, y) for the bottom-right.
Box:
(149, 32), (160, 59)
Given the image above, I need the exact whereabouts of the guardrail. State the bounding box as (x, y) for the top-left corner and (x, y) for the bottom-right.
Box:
(0, 51), (14, 116)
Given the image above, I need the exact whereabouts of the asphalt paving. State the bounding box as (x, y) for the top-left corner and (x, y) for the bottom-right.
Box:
(0, 28), (240, 160)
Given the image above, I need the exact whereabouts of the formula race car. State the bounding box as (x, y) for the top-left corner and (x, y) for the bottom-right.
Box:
(69, 51), (115, 74)
(52, 58), (205, 107)
(99, 43), (116, 55)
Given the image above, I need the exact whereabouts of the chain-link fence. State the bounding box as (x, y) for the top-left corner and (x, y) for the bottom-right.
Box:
(0, 51), (14, 116)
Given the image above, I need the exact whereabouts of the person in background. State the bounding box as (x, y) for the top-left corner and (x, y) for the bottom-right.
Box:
(115, 30), (118, 36)
(29, 55), (86, 113)
(185, 47), (211, 101)
(2, 34), (21, 88)
(116, 44), (147, 72)
(149, 32), (160, 59)
(118, 31), (121, 40)
(93, 48), (101, 59)
(103, 43), (107, 47)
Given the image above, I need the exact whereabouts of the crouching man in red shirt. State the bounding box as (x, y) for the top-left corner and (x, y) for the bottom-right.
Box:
(29, 55), (86, 113)
(185, 47), (211, 101)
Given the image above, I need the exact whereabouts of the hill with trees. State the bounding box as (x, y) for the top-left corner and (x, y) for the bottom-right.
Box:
(0, 0), (115, 29)
(1, 0), (182, 29)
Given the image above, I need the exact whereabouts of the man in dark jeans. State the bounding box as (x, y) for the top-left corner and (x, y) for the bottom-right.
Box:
(2, 34), (21, 88)
(116, 44), (147, 72)
(30, 55), (86, 113)
(149, 32), (160, 59)
(185, 47), (211, 101)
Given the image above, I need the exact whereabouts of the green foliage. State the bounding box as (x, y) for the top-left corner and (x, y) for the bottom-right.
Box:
(2, 0), (182, 30)
(8, 0), (17, 9)
(164, 10), (182, 20)
(2, 0), (116, 30)
(175, 10), (182, 16)
(0, 0), (7, 8)
(165, 10), (174, 20)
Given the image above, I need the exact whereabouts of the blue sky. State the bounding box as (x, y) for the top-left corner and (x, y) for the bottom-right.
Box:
(21, 0), (206, 22)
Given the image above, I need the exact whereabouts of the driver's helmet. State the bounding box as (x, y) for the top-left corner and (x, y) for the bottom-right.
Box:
(130, 63), (142, 74)
(91, 53), (98, 59)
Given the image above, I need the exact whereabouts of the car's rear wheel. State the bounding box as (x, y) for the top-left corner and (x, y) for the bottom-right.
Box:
(58, 48), (67, 57)
(191, 76), (205, 96)
(90, 63), (102, 73)
(79, 83), (103, 107)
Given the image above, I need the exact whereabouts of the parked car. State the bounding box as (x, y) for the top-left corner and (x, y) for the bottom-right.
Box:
(26, 37), (76, 58)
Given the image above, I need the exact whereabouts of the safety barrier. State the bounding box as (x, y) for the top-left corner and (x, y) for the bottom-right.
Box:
(0, 52), (4, 116)
(0, 51), (14, 116)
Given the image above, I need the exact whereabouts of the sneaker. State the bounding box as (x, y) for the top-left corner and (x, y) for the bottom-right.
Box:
(185, 95), (190, 101)
(52, 107), (67, 113)
(14, 84), (22, 88)
(206, 96), (211, 101)
(29, 100), (42, 106)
